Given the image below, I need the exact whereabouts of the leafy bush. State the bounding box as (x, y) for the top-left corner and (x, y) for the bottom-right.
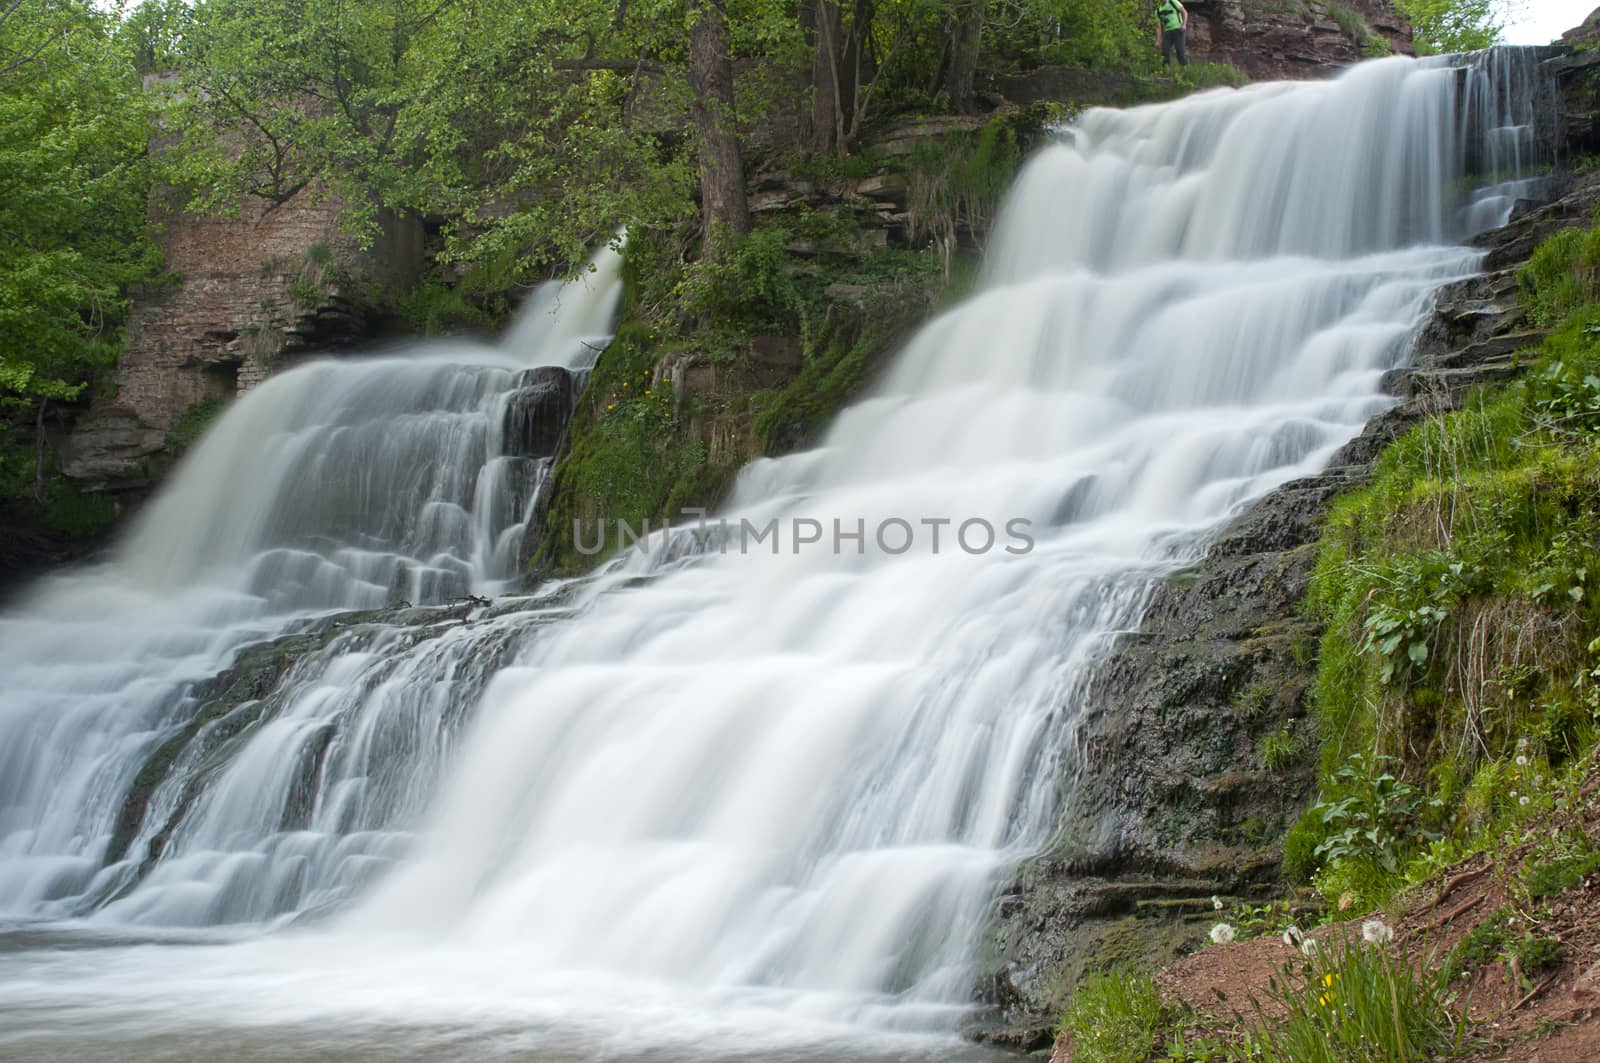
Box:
(1510, 935), (1563, 978)
(1446, 908), (1511, 975)
(1522, 840), (1600, 899)
(1311, 755), (1441, 876)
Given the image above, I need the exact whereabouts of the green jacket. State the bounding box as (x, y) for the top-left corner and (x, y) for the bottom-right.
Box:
(1158, 0), (1185, 32)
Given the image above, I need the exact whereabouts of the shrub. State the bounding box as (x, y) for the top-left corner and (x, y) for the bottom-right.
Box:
(1311, 755), (1441, 876)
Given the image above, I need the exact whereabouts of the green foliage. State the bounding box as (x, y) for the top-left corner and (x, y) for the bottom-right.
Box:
(1297, 223), (1600, 897)
(753, 279), (934, 452)
(166, 396), (227, 450)
(1325, 2), (1388, 57)
(1521, 222), (1600, 326)
(1257, 725), (1306, 772)
(37, 481), (118, 539)
(1397, 0), (1504, 56)
(391, 274), (496, 335)
(985, 0), (1162, 76)
(1311, 755), (1442, 877)
(906, 112), (1030, 274)
(537, 322), (736, 572)
(156, 0), (697, 284)
(1, 0), (163, 413)
(680, 226), (805, 332)
(1521, 836), (1600, 899)
(1446, 907), (1510, 974)
(1233, 681), (1278, 722)
(1510, 935), (1563, 977)
(1059, 936), (1468, 1063)
(1283, 806), (1326, 883)
(1060, 969), (1174, 1063)
(1227, 898), (1299, 941)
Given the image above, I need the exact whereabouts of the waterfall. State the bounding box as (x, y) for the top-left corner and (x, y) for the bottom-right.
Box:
(0, 247), (621, 921)
(0, 50), (1551, 1060)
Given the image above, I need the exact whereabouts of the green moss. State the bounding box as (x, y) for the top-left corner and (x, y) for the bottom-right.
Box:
(535, 323), (741, 574)
(166, 396), (226, 451)
(753, 284), (931, 453)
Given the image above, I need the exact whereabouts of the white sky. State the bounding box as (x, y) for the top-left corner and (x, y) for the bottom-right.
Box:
(1503, 0), (1596, 43)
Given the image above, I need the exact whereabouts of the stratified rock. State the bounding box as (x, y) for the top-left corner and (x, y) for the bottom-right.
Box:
(1188, 0), (1413, 81)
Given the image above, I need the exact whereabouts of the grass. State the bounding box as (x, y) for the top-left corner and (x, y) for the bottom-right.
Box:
(1061, 969), (1174, 1063)
(1059, 932), (1467, 1063)
(1286, 217), (1600, 903)
(1238, 930), (1467, 1062)
(1257, 725), (1306, 772)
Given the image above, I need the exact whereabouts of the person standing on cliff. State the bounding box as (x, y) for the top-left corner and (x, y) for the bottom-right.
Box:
(1156, 0), (1188, 69)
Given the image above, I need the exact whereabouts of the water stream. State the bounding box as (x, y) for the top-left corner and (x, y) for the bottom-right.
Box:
(0, 49), (1551, 1061)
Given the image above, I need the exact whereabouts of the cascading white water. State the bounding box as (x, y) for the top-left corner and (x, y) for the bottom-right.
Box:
(0, 248), (621, 922)
(0, 51), (1551, 1062)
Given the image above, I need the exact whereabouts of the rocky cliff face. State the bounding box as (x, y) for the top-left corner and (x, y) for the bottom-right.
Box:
(973, 44), (1598, 1050)
(1188, 0), (1413, 79)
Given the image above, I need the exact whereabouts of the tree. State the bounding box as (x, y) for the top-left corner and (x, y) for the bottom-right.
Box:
(154, 0), (751, 278)
(1399, 0), (1505, 55)
(0, 0), (162, 495)
(686, 0), (750, 251)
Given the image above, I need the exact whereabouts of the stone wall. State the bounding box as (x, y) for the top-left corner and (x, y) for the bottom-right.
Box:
(57, 174), (423, 491)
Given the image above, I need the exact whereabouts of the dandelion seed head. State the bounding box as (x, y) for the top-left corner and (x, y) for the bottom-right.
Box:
(1209, 923), (1236, 945)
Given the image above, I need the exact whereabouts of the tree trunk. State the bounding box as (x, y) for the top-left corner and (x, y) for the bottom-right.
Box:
(810, 0), (844, 155)
(941, 0), (984, 113)
(687, 0), (750, 255)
